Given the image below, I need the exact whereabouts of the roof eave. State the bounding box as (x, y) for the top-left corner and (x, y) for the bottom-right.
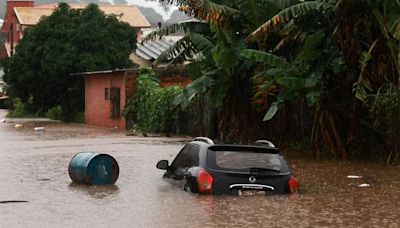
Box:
(13, 8), (25, 25)
(71, 68), (141, 77)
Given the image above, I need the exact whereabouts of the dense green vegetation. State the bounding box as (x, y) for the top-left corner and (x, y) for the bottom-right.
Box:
(2, 3), (136, 120)
(125, 68), (217, 136)
(124, 69), (185, 133)
(144, 0), (400, 162)
(2, 0), (399, 162)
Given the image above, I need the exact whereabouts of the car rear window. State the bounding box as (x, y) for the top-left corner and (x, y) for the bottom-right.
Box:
(207, 147), (289, 173)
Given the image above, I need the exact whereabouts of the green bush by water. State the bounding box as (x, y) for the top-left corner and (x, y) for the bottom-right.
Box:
(124, 69), (185, 134)
(7, 98), (28, 118)
(46, 106), (63, 120)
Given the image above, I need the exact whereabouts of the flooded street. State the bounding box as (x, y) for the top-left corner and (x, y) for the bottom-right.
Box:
(0, 109), (399, 227)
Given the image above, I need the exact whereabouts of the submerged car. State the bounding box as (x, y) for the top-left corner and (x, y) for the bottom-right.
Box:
(156, 137), (299, 195)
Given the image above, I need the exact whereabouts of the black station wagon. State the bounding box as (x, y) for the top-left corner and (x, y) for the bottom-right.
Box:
(157, 137), (300, 195)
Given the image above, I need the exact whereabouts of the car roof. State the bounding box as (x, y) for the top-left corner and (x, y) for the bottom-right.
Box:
(188, 141), (280, 154)
(208, 144), (280, 154)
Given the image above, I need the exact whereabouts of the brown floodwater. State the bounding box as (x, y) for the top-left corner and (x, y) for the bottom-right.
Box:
(0, 109), (399, 227)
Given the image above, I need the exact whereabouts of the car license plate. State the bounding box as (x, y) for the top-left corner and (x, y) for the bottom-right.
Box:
(238, 189), (265, 196)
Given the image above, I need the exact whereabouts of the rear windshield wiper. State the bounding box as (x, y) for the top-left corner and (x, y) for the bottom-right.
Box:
(250, 167), (280, 174)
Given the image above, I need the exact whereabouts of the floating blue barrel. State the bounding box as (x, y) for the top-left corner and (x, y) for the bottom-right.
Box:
(68, 152), (119, 185)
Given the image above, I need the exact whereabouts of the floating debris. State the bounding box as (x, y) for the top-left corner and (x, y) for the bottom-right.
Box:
(347, 175), (363, 179)
(0, 118), (5, 123)
(14, 124), (24, 128)
(34, 127), (45, 131)
(37, 178), (51, 181)
(358, 183), (370, 188)
(0, 200), (29, 204)
(69, 152), (119, 185)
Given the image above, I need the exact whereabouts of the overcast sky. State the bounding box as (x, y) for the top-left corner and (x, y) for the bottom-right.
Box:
(125, 0), (178, 20)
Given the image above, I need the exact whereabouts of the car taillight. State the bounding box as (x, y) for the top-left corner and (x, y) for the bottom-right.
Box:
(288, 175), (300, 193)
(197, 169), (213, 194)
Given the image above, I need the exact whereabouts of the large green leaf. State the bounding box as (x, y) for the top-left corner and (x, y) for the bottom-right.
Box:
(210, 79), (230, 107)
(143, 21), (210, 41)
(260, 0), (300, 10)
(246, 1), (333, 42)
(275, 76), (305, 89)
(154, 36), (197, 65)
(295, 30), (325, 64)
(353, 41), (377, 102)
(190, 33), (215, 55)
(154, 33), (215, 65)
(263, 102), (278, 121)
(155, 0), (240, 26)
(306, 90), (321, 107)
(241, 49), (291, 68)
(173, 74), (216, 108)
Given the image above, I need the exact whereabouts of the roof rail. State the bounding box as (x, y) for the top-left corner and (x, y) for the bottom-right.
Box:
(255, 140), (275, 148)
(193, 137), (214, 145)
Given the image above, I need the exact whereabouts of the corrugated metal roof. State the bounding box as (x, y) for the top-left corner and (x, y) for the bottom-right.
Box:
(135, 37), (182, 62)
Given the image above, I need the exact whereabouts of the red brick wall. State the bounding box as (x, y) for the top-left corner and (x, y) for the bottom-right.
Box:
(160, 76), (192, 88)
(85, 72), (126, 129)
(0, 48), (8, 59)
(1, 1), (34, 43)
(125, 72), (138, 98)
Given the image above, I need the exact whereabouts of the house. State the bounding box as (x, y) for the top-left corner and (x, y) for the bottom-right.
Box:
(0, 0), (151, 58)
(1, 0), (191, 129)
(77, 67), (191, 129)
(79, 24), (191, 129)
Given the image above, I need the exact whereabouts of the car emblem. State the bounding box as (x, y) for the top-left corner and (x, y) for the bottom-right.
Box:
(249, 176), (256, 183)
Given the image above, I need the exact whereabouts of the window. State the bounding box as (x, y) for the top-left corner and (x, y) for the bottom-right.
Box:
(207, 149), (288, 173)
(170, 145), (191, 170)
(105, 88), (110, 100)
(110, 87), (120, 118)
(186, 144), (200, 167)
(215, 152), (281, 170)
(169, 144), (200, 179)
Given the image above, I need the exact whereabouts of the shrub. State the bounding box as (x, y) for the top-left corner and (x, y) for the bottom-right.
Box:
(124, 69), (185, 133)
(7, 97), (28, 118)
(46, 106), (63, 120)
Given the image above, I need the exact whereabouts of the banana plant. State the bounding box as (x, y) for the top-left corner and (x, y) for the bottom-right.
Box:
(242, 30), (329, 121)
(144, 0), (297, 141)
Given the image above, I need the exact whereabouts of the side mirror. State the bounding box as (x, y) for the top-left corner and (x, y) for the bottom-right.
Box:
(156, 160), (169, 170)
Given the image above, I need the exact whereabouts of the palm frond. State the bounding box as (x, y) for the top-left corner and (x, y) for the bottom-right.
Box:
(241, 49), (291, 69)
(273, 31), (305, 52)
(190, 33), (215, 54)
(159, 0), (240, 26)
(173, 74), (216, 108)
(154, 36), (197, 66)
(353, 39), (379, 102)
(260, 0), (300, 10)
(154, 33), (215, 66)
(246, 1), (333, 43)
(295, 30), (325, 64)
(143, 21), (210, 41)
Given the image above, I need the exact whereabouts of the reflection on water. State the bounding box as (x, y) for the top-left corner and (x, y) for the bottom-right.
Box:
(0, 109), (400, 227)
(68, 183), (120, 199)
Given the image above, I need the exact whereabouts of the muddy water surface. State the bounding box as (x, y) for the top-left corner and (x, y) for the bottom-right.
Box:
(0, 109), (399, 227)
